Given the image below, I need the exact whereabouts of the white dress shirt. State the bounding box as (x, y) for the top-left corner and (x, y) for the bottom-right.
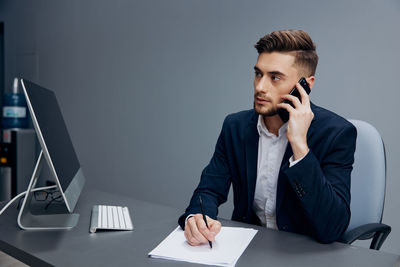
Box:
(186, 115), (305, 227)
(253, 115), (303, 229)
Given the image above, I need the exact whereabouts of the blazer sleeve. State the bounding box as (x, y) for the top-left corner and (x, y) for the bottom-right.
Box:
(178, 117), (232, 229)
(283, 123), (357, 243)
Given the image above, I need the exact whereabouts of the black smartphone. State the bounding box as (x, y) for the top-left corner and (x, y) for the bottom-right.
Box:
(277, 77), (311, 123)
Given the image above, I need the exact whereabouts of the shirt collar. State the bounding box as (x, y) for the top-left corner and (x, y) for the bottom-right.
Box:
(257, 115), (288, 138)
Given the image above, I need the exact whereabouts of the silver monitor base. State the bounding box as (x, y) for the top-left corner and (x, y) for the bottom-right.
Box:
(17, 151), (79, 230)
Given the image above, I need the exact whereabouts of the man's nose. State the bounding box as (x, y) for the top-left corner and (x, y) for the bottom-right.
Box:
(255, 77), (269, 94)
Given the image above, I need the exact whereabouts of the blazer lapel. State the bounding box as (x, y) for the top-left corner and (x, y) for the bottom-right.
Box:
(245, 112), (259, 212)
(276, 144), (292, 214)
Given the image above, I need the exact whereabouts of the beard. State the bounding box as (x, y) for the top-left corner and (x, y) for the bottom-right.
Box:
(253, 101), (277, 117)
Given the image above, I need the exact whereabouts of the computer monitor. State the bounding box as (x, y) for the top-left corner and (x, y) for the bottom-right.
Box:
(17, 79), (85, 230)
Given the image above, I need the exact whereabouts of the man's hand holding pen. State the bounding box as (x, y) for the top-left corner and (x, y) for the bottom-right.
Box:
(184, 214), (221, 247)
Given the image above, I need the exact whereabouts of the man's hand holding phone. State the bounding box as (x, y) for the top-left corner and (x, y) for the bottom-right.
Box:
(277, 80), (314, 161)
(184, 214), (221, 246)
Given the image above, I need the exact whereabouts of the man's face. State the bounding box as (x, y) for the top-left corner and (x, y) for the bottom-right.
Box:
(253, 52), (300, 117)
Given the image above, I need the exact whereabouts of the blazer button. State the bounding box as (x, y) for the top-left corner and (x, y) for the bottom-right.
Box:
(282, 225), (287, 230)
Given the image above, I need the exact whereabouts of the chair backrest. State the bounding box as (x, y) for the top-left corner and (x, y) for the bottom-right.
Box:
(346, 119), (386, 232)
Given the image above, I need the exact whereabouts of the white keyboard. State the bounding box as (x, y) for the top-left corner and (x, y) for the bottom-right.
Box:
(90, 205), (133, 233)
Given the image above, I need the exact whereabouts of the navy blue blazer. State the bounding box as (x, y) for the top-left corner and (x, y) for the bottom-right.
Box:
(178, 103), (357, 243)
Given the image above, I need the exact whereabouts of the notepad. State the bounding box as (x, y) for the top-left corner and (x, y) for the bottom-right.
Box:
(148, 226), (258, 267)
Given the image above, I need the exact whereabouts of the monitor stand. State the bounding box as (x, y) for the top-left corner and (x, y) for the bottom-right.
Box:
(17, 150), (79, 230)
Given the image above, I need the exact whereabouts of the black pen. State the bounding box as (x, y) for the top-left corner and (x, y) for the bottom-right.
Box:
(199, 195), (213, 249)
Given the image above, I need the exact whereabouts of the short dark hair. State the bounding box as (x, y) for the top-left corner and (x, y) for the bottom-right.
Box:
(254, 30), (318, 76)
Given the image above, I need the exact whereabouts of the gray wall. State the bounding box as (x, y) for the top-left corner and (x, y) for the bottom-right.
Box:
(1, 0), (400, 254)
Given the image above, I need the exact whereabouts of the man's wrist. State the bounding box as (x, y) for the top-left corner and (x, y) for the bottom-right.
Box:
(291, 142), (309, 161)
(289, 153), (307, 167)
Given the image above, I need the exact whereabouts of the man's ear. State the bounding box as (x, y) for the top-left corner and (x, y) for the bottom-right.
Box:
(306, 76), (315, 91)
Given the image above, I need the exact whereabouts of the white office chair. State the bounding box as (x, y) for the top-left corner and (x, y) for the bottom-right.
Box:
(339, 119), (391, 250)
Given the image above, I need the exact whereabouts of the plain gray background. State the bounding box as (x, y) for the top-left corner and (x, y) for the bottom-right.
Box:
(0, 0), (399, 254)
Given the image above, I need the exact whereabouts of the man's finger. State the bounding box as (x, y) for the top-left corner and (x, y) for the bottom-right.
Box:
(185, 225), (200, 246)
(188, 217), (209, 244)
(296, 82), (310, 107)
(277, 102), (295, 114)
(195, 216), (214, 241)
(281, 94), (301, 108)
(209, 219), (222, 236)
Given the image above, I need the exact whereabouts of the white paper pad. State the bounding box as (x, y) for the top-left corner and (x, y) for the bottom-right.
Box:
(148, 226), (258, 267)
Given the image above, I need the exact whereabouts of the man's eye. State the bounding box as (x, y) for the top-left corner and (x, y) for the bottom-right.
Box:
(255, 72), (262, 77)
(272, 75), (280, 81)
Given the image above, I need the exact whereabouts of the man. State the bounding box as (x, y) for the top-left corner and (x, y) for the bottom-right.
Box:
(178, 29), (357, 245)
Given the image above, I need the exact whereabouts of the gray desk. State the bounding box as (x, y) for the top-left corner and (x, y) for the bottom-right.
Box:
(0, 188), (399, 267)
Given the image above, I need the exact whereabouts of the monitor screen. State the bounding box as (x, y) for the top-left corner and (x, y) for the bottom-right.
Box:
(22, 80), (80, 191)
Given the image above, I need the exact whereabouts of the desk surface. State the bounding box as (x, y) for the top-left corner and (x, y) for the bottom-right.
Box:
(0, 188), (399, 267)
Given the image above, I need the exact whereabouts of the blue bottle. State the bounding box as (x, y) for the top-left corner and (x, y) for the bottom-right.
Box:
(2, 78), (28, 129)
